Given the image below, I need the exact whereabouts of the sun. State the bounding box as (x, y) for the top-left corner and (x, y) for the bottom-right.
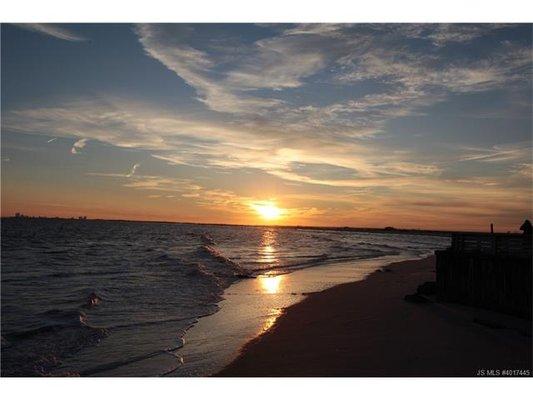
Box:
(251, 201), (283, 221)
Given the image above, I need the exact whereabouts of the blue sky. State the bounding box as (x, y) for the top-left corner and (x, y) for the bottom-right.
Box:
(1, 23), (531, 230)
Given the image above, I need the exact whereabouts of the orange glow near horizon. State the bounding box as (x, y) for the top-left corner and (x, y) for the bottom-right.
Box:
(2, 191), (530, 233)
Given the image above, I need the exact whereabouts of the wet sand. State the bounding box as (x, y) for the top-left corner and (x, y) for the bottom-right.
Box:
(171, 254), (414, 376)
(218, 256), (532, 377)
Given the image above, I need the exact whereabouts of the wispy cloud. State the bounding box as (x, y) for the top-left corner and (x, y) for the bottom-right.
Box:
(459, 143), (530, 163)
(4, 97), (528, 189)
(86, 171), (202, 193)
(135, 24), (337, 114)
(335, 39), (531, 121)
(134, 23), (531, 140)
(135, 24), (282, 114)
(513, 163), (533, 179)
(282, 24), (349, 37)
(14, 23), (87, 42)
(71, 138), (88, 154)
(125, 163), (141, 178)
(423, 24), (510, 46)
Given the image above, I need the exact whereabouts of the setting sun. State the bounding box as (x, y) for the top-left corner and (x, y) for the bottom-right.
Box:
(251, 202), (283, 221)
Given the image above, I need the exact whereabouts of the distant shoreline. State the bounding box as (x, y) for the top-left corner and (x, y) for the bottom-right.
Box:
(2, 215), (487, 237)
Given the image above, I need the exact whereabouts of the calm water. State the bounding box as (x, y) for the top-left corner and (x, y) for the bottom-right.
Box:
(1, 218), (449, 376)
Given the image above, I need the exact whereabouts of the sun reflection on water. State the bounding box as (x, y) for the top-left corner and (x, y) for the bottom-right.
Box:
(258, 274), (283, 294)
(259, 229), (278, 265)
(261, 308), (282, 333)
(256, 228), (284, 333)
(260, 244), (276, 264)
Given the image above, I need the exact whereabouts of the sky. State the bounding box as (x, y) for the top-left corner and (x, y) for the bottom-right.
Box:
(1, 23), (531, 231)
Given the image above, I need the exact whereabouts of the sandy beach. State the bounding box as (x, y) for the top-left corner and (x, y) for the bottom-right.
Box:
(218, 256), (532, 377)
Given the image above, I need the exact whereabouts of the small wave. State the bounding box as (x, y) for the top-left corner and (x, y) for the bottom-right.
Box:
(247, 250), (391, 276)
(154, 253), (181, 262)
(356, 241), (404, 250)
(199, 245), (232, 263)
(186, 262), (219, 279)
(42, 249), (70, 254)
(41, 308), (90, 327)
(107, 316), (195, 331)
(104, 311), (217, 331)
(2, 270), (136, 283)
(4, 324), (70, 340)
(77, 328), (196, 376)
(79, 345), (183, 376)
(83, 292), (102, 309)
(199, 233), (216, 245)
(197, 245), (245, 275)
(2, 308), (108, 376)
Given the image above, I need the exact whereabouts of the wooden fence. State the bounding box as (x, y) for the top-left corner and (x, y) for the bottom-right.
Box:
(436, 233), (532, 319)
(450, 233), (531, 258)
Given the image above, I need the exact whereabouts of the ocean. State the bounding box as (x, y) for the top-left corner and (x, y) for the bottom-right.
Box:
(1, 218), (450, 376)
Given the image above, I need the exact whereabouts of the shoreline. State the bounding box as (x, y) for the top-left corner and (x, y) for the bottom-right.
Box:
(217, 256), (532, 377)
(170, 253), (424, 376)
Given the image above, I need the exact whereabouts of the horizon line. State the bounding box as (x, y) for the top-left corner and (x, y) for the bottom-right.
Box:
(2, 213), (512, 235)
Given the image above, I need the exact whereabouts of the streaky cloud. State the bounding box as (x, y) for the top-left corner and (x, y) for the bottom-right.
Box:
(13, 23), (87, 42)
(71, 138), (88, 154)
(126, 163), (141, 178)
